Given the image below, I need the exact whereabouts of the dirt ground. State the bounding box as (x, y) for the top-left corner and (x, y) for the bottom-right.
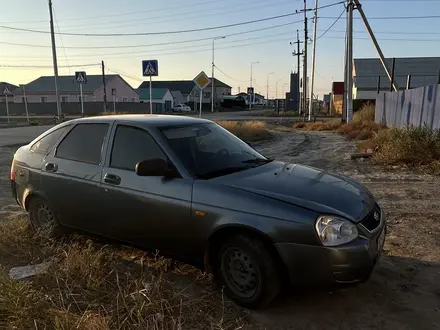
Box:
(0, 129), (439, 329)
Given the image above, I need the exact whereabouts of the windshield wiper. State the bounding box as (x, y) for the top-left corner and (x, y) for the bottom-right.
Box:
(242, 158), (274, 164)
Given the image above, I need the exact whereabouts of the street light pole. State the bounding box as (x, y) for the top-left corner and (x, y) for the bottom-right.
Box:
(212, 36), (226, 113)
(266, 72), (274, 106)
(249, 61), (259, 113)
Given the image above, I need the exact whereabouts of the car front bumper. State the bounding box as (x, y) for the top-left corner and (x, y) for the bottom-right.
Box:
(275, 221), (386, 286)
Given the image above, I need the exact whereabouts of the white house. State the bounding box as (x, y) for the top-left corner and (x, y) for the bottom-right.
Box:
(139, 88), (174, 113)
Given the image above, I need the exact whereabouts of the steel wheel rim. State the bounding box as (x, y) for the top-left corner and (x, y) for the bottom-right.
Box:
(221, 247), (259, 299)
(35, 203), (55, 229)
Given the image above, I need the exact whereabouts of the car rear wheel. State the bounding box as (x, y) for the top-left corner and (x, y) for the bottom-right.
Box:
(28, 197), (63, 236)
(215, 235), (281, 309)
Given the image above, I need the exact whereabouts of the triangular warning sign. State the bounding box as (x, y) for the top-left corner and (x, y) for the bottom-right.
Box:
(144, 62), (156, 75)
(3, 86), (10, 95)
(76, 73), (86, 83)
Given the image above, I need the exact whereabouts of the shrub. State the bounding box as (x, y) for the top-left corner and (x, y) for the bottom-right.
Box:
(218, 121), (272, 142)
(354, 102), (375, 122)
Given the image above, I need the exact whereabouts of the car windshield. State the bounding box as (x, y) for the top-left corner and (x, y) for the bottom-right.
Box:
(160, 123), (272, 179)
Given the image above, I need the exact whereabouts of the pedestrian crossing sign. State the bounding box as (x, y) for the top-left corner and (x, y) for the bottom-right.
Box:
(142, 60), (159, 77)
(3, 86), (11, 95)
(75, 71), (87, 84)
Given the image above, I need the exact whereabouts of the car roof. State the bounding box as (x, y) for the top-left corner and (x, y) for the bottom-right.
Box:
(68, 114), (212, 127)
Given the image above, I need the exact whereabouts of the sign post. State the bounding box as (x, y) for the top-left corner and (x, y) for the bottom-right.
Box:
(193, 71), (211, 118)
(142, 60), (159, 114)
(21, 85), (29, 123)
(3, 86), (11, 123)
(75, 71), (87, 117)
(112, 88), (116, 113)
(247, 87), (254, 114)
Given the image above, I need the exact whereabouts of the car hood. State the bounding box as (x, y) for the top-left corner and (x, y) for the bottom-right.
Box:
(215, 161), (375, 222)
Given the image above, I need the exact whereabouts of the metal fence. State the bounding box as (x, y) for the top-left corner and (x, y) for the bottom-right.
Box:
(375, 84), (440, 129)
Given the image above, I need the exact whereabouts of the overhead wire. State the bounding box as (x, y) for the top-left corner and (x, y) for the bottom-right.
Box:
(0, 21), (302, 50)
(317, 9), (345, 39)
(0, 1), (344, 37)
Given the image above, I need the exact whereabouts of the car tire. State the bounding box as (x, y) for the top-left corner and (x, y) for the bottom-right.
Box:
(28, 196), (64, 237)
(215, 235), (281, 309)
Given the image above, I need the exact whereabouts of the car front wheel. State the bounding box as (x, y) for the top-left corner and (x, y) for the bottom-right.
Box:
(215, 235), (281, 309)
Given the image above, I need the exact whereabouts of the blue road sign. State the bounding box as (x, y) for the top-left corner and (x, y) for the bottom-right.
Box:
(75, 71), (87, 84)
(142, 60), (159, 77)
(247, 87), (254, 95)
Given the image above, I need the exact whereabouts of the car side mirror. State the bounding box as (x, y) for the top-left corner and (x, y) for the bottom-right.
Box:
(135, 159), (174, 177)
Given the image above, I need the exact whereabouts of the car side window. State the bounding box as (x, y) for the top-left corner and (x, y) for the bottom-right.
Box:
(30, 125), (71, 154)
(110, 125), (166, 171)
(56, 123), (109, 165)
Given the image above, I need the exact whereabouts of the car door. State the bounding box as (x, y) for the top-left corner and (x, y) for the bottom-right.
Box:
(40, 122), (111, 232)
(99, 123), (194, 257)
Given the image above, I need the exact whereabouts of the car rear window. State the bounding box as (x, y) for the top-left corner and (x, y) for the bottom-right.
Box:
(56, 123), (109, 165)
(30, 125), (71, 154)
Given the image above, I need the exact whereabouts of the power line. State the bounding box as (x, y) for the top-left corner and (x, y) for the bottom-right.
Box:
(0, 21), (301, 50)
(0, 0), (224, 24)
(321, 14), (440, 20)
(317, 9), (345, 39)
(53, 0), (289, 32)
(214, 65), (248, 83)
(0, 31), (298, 61)
(0, 64), (100, 68)
(0, 1), (343, 37)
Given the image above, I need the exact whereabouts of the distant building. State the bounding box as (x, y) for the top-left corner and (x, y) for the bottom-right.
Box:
(13, 74), (139, 104)
(0, 82), (18, 103)
(139, 88), (174, 112)
(237, 92), (265, 105)
(286, 73), (300, 111)
(332, 82), (344, 114)
(170, 91), (185, 105)
(353, 57), (440, 100)
(138, 78), (232, 105)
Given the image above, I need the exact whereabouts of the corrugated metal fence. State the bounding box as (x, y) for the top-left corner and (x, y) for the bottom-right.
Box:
(375, 84), (440, 129)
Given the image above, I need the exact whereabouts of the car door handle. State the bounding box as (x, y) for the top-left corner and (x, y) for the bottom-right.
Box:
(44, 162), (58, 172)
(104, 173), (121, 185)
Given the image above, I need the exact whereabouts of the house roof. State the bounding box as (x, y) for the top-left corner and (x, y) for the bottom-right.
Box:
(238, 92), (265, 98)
(0, 82), (18, 95)
(14, 74), (120, 94)
(354, 57), (440, 90)
(138, 78), (231, 95)
(139, 88), (170, 100)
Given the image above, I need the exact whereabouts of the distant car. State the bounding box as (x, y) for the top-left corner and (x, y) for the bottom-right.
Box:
(173, 104), (192, 112)
(11, 115), (386, 309)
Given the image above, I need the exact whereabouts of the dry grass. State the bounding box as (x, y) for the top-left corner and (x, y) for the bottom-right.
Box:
(262, 111), (298, 117)
(218, 121), (272, 142)
(358, 126), (440, 174)
(293, 119), (384, 141)
(0, 216), (247, 330)
(353, 102), (375, 122)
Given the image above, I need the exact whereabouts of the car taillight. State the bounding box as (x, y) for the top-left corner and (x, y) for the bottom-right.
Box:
(10, 159), (15, 181)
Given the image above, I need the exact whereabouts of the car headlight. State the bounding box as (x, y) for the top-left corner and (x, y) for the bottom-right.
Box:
(315, 216), (358, 247)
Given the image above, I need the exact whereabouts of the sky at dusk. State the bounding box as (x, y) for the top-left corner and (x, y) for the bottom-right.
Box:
(1, 0), (440, 98)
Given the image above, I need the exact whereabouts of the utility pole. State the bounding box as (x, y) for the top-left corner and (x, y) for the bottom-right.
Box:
(101, 61), (108, 113)
(303, 0), (309, 117)
(292, 30), (304, 113)
(354, 0), (397, 91)
(346, 0), (354, 123)
(48, 0), (61, 118)
(308, 0), (318, 121)
(266, 72), (274, 104)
